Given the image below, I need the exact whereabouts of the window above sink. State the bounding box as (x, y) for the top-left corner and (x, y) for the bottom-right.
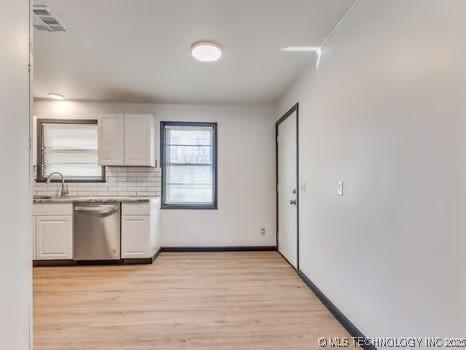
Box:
(36, 119), (106, 183)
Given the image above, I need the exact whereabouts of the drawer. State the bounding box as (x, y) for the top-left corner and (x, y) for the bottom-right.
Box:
(33, 203), (73, 216)
(122, 203), (150, 216)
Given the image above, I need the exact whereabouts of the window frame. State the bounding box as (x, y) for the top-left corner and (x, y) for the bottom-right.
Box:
(36, 119), (106, 183)
(160, 121), (218, 210)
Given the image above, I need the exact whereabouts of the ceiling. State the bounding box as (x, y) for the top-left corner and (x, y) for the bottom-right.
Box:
(33, 0), (354, 104)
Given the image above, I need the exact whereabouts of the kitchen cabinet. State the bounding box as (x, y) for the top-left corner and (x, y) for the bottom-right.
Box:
(33, 204), (73, 261)
(32, 200), (160, 263)
(125, 114), (156, 166)
(122, 215), (150, 258)
(36, 216), (73, 260)
(98, 114), (156, 167)
(98, 114), (125, 165)
(121, 199), (160, 259)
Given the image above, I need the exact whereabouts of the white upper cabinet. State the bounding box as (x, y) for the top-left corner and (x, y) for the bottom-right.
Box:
(125, 114), (155, 166)
(98, 114), (156, 167)
(98, 114), (125, 165)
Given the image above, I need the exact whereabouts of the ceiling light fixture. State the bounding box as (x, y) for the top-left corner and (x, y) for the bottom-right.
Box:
(48, 92), (65, 100)
(191, 41), (223, 62)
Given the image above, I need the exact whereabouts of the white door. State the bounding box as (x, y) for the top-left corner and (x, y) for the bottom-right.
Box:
(277, 107), (298, 268)
(98, 114), (125, 165)
(36, 215), (73, 260)
(125, 114), (155, 166)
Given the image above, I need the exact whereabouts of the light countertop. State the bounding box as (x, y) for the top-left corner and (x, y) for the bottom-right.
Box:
(33, 196), (160, 204)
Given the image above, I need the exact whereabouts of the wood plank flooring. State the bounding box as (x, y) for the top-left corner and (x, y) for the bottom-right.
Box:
(34, 252), (353, 350)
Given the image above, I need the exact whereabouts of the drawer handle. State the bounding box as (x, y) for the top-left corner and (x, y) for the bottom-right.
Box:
(75, 206), (118, 214)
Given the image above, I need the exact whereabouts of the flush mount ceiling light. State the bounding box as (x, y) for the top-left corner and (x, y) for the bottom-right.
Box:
(48, 93), (65, 100)
(191, 41), (223, 62)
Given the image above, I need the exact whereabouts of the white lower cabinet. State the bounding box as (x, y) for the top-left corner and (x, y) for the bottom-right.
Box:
(121, 199), (160, 259)
(33, 204), (73, 261)
(32, 201), (160, 262)
(122, 215), (150, 258)
(36, 216), (73, 260)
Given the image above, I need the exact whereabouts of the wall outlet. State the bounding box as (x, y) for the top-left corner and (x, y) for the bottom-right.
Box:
(337, 181), (344, 196)
(260, 227), (266, 235)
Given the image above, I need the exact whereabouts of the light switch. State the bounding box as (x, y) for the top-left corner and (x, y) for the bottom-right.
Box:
(337, 181), (344, 196)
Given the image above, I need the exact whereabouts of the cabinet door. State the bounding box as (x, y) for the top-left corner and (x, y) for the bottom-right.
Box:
(125, 114), (155, 166)
(98, 114), (125, 165)
(36, 216), (73, 260)
(121, 215), (149, 258)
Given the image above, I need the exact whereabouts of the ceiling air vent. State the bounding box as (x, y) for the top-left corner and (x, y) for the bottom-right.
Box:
(33, 8), (50, 16)
(33, 4), (66, 32)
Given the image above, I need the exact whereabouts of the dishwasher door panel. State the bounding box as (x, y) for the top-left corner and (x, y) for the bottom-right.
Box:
(73, 203), (121, 260)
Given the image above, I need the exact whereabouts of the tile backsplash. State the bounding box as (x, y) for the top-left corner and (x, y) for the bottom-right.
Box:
(33, 167), (161, 198)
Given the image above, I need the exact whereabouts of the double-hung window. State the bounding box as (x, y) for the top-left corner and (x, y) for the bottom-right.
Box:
(36, 119), (105, 182)
(161, 122), (217, 209)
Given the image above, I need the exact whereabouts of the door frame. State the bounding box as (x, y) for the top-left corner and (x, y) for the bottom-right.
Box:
(275, 103), (300, 270)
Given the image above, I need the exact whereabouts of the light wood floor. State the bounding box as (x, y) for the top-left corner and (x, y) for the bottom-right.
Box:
(34, 252), (352, 350)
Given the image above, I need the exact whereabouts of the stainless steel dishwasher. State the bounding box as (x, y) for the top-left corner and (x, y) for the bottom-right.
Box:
(73, 203), (121, 260)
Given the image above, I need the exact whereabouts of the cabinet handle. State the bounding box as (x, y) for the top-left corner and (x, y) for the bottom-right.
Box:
(74, 206), (118, 214)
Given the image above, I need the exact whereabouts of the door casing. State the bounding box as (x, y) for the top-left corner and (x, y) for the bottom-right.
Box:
(275, 103), (299, 270)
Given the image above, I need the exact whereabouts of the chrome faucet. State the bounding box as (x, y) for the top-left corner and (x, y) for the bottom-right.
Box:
(47, 172), (68, 197)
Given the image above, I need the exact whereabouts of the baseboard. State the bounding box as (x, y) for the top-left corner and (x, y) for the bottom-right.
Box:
(76, 260), (124, 266)
(160, 246), (277, 252)
(297, 270), (377, 350)
(33, 249), (163, 267)
(122, 248), (162, 265)
(34, 259), (124, 267)
(122, 258), (152, 265)
(152, 247), (162, 261)
(278, 251), (297, 271)
(33, 259), (76, 267)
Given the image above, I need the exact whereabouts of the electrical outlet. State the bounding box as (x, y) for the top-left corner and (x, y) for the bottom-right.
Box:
(260, 228), (266, 235)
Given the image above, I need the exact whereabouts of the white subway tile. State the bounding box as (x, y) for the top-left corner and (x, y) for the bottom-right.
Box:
(34, 168), (161, 200)
(136, 192), (159, 197)
(118, 191), (138, 196)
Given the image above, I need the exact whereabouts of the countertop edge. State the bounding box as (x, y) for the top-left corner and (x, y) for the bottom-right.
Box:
(33, 197), (161, 204)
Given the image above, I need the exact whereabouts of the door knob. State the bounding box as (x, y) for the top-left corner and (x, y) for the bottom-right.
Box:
(289, 199), (297, 205)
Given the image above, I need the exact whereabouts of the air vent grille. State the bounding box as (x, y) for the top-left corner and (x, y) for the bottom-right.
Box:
(33, 4), (66, 32)
(49, 26), (66, 32)
(33, 9), (50, 16)
(33, 24), (50, 31)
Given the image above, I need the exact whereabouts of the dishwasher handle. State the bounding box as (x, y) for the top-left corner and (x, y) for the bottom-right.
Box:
(74, 205), (119, 214)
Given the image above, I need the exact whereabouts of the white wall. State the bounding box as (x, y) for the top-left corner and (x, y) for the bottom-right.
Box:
(278, 0), (465, 342)
(34, 101), (276, 247)
(0, 1), (32, 349)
